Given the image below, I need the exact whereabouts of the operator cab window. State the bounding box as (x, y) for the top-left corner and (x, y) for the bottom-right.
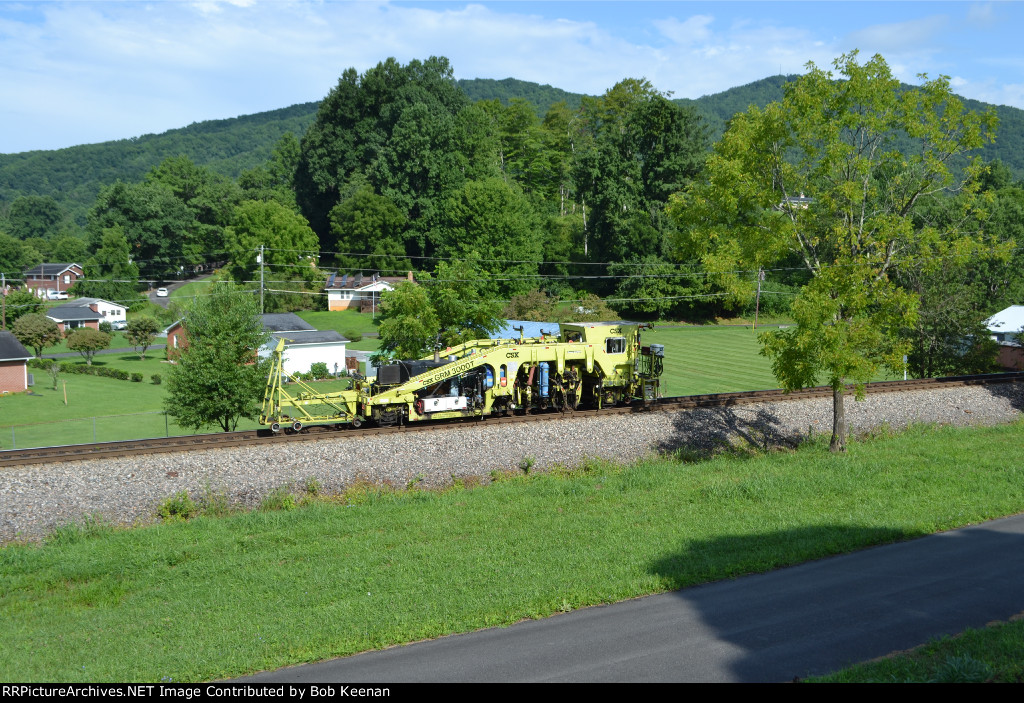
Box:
(606, 337), (625, 354)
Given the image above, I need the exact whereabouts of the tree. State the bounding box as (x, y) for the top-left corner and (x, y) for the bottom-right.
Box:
(164, 285), (270, 432)
(377, 260), (504, 358)
(88, 180), (197, 277)
(433, 178), (544, 297)
(66, 328), (111, 365)
(328, 186), (409, 274)
(376, 282), (439, 358)
(671, 52), (998, 451)
(0, 233), (40, 277)
(574, 80), (708, 264)
(126, 316), (160, 360)
(224, 200), (322, 312)
(12, 313), (62, 358)
(3, 289), (45, 328)
(7, 196), (64, 241)
(295, 57), (474, 248)
(71, 225), (143, 305)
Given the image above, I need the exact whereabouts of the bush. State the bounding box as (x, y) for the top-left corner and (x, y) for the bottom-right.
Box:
(157, 491), (197, 521)
(309, 362), (329, 380)
(151, 373), (162, 385)
(343, 329), (363, 343)
(130, 372), (143, 382)
(98, 321), (113, 335)
(260, 485), (298, 511)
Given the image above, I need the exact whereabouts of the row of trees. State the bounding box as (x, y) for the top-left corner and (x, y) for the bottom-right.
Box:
(9, 314), (161, 363)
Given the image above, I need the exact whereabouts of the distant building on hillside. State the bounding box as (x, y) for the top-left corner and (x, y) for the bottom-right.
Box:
(324, 272), (415, 312)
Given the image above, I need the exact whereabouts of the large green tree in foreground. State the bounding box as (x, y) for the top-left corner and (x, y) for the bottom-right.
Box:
(165, 285), (269, 432)
(671, 52), (998, 451)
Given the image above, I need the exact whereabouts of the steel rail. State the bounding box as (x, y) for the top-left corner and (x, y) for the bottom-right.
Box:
(1, 372), (1021, 469)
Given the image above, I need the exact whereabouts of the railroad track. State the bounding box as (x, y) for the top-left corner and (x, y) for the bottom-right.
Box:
(2, 372), (1021, 469)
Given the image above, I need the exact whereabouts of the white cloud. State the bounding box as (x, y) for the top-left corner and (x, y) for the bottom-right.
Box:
(0, 1), (1021, 152)
(654, 15), (714, 45)
(845, 15), (949, 54)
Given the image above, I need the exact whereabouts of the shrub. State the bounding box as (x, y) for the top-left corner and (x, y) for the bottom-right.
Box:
(260, 485), (298, 511)
(309, 362), (329, 380)
(343, 329), (363, 343)
(98, 321), (113, 334)
(151, 373), (162, 385)
(130, 372), (143, 383)
(157, 491), (197, 521)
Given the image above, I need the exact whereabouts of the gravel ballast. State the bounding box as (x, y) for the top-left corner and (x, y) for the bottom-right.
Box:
(2, 383), (1022, 544)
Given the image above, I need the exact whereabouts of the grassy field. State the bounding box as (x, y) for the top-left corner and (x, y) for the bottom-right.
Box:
(812, 618), (1024, 682)
(296, 310), (381, 351)
(2, 421), (1023, 681)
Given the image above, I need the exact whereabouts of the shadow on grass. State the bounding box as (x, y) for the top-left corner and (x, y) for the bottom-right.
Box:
(646, 521), (1024, 681)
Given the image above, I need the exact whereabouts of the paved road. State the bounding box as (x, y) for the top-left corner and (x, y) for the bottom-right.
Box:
(243, 513), (1024, 682)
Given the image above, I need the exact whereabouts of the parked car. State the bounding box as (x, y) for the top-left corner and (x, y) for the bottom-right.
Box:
(156, 287), (169, 297)
(46, 289), (68, 300)
(111, 319), (128, 331)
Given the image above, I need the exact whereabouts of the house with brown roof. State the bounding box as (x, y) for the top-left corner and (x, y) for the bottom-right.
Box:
(324, 272), (415, 312)
(23, 263), (83, 298)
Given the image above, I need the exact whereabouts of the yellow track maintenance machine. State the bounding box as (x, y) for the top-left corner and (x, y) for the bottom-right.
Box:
(259, 322), (664, 432)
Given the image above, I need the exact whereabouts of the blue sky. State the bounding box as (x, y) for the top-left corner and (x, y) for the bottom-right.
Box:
(2, 1), (1022, 153)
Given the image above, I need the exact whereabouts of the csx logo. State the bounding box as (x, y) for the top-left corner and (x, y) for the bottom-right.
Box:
(505, 351), (520, 358)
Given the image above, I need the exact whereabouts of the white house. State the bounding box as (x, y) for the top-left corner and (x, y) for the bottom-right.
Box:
(262, 330), (350, 375)
(986, 305), (1024, 370)
(986, 305), (1024, 343)
(324, 272), (415, 312)
(70, 298), (128, 325)
(258, 313), (348, 375)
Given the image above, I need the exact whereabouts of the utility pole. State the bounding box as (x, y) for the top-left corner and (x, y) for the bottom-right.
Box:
(753, 268), (765, 330)
(258, 245), (265, 315)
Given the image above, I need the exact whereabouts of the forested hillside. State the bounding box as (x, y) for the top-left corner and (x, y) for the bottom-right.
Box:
(0, 102), (319, 225)
(3, 72), (1023, 228)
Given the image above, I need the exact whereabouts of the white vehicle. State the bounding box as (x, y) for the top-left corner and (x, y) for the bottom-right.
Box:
(46, 289), (68, 300)
(156, 287), (169, 297)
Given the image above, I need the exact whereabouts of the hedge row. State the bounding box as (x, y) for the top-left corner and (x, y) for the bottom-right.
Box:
(28, 358), (156, 384)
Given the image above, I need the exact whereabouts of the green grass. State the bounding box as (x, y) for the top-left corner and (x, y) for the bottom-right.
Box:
(652, 324), (899, 396)
(296, 310), (381, 351)
(3, 421), (1024, 681)
(812, 619), (1024, 682)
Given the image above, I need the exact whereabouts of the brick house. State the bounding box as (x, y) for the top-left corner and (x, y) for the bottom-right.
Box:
(46, 304), (102, 334)
(23, 263), (83, 298)
(0, 331), (32, 393)
(987, 305), (1024, 370)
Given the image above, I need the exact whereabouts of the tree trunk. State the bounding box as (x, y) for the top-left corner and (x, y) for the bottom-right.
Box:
(830, 383), (847, 453)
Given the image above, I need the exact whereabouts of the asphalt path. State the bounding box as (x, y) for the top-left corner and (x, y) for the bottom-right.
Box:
(242, 513), (1024, 683)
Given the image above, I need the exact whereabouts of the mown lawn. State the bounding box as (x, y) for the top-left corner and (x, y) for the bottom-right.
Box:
(2, 422), (1023, 681)
(653, 324), (900, 396)
(296, 310), (381, 351)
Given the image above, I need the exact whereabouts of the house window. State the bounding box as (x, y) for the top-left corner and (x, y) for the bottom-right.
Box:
(63, 275), (70, 284)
